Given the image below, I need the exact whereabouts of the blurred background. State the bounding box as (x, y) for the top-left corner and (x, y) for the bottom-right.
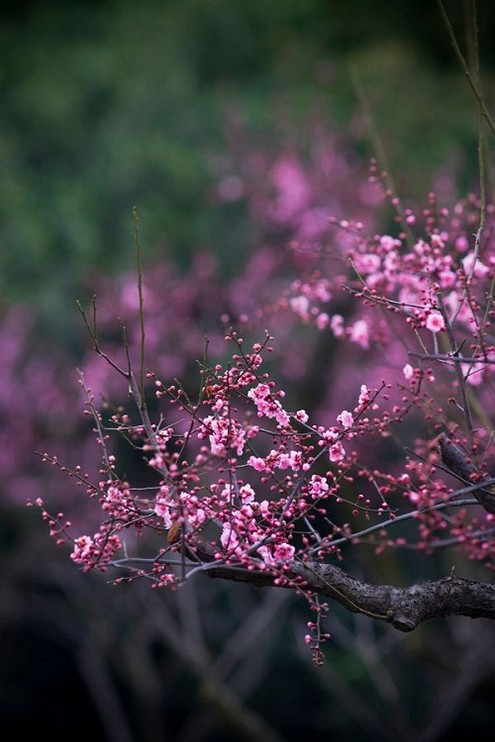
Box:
(1, 1), (495, 740)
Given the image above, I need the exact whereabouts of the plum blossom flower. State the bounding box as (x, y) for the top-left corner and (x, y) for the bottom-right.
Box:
(455, 235), (469, 252)
(239, 484), (256, 503)
(380, 235), (400, 251)
(403, 363), (414, 380)
(337, 410), (354, 429)
(462, 253), (490, 277)
(248, 449), (303, 472)
(247, 455), (269, 472)
(258, 542), (295, 567)
(71, 535), (94, 563)
(425, 310), (445, 333)
(154, 486), (175, 528)
(71, 531), (122, 569)
(462, 362), (485, 386)
(357, 384), (370, 408)
(200, 415), (247, 457)
(290, 295), (310, 320)
(329, 441), (346, 463)
(220, 522), (240, 552)
(247, 383), (290, 427)
(295, 409), (309, 424)
(276, 450), (304, 471)
(316, 312), (330, 330)
(330, 313), (345, 338)
(270, 158), (310, 222)
(348, 319), (370, 349)
(308, 474), (330, 498)
(355, 252), (381, 274)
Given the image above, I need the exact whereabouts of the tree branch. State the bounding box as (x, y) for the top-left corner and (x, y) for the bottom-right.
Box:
(204, 559), (495, 632)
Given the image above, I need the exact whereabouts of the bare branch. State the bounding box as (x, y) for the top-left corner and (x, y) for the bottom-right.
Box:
(204, 559), (495, 633)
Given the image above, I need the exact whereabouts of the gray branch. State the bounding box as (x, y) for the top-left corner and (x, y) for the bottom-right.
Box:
(204, 559), (495, 632)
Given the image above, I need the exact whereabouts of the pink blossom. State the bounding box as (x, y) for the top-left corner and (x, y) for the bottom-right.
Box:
(308, 474), (330, 498)
(258, 542), (295, 567)
(438, 269), (456, 288)
(403, 363), (414, 380)
(355, 252), (381, 274)
(295, 409), (309, 423)
(274, 407), (290, 427)
(247, 383), (271, 402)
(318, 426), (339, 444)
(349, 319), (370, 349)
(220, 523), (240, 551)
(425, 311), (445, 333)
(247, 455), (269, 472)
(200, 415), (247, 457)
(239, 484), (256, 503)
(290, 295), (310, 320)
(357, 384), (370, 408)
(462, 362), (485, 386)
(316, 312), (330, 330)
(273, 542), (295, 563)
(270, 158), (311, 222)
(462, 253), (490, 277)
(154, 491), (175, 528)
(247, 383), (290, 427)
(330, 313), (345, 338)
(277, 450), (304, 471)
(71, 535), (94, 563)
(337, 410), (354, 429)
(379, 235), (400, 251)
(329, 441), (346, 462)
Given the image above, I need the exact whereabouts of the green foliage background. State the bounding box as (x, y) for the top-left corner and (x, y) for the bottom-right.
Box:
(0, 0), (490, 339)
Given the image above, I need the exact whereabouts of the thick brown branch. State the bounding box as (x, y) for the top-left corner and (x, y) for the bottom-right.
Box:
(439, 434), (495, 514)
(204, 560), (495, 632)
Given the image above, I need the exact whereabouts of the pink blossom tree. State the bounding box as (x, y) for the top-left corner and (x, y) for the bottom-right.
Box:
(31, 0), (495, 669)
(33, 181), (495, 665)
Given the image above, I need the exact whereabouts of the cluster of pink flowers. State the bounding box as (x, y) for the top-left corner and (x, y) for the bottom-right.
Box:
(39, 326), (397, 581)
(31, 184), (495, 597)
(7, 105), (491, 665)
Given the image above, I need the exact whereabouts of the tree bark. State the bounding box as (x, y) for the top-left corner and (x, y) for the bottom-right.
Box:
(205, 559), (495, 632)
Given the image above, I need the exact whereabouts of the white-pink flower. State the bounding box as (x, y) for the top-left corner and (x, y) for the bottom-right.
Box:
(425, 310), (445, 333)
(357, 384), (370, 408)
(308, 474), (330, 498)
(273, 543), (295, 563)
(154, 489), (175, 528)
(462, 362), (485, 386)
(402, 363), (414, 380)
(290, 295), (310, 319)
(462, 253), (490, 277)
(220, 522), (240, 551)
(316, 312), (330, 330)
(258, 542), (295, 567)
(329, 441), (346, 463)
(247, 455), (269, 472)
(349, 319), (370, 349)
(71, 535), (94, 563)
(336, 410), (354, 429)
(239, 483), (256, 503)
(330, 313), (345, 338)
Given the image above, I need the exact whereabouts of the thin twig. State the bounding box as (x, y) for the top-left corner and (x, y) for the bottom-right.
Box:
(133, 206), (146, 413)
(436, 0), (495, 136)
